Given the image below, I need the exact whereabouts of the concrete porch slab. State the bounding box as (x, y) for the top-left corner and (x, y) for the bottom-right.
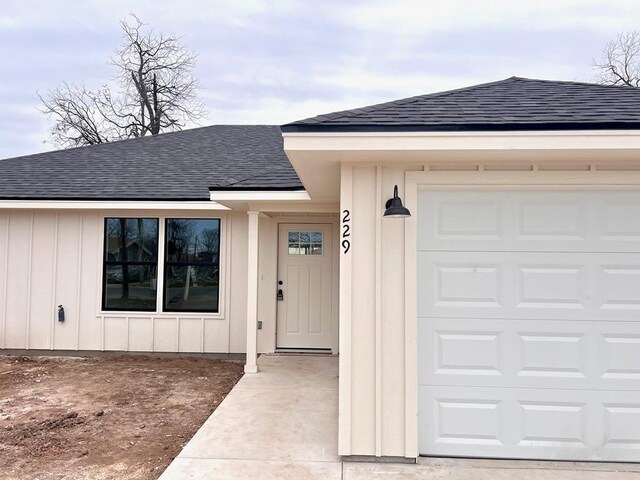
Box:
(159, 354), (340, 480)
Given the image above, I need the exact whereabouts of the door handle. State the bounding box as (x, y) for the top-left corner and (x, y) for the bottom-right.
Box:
(277, 289), (284, 301)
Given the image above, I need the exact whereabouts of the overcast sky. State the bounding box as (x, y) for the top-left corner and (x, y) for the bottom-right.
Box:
(2, 0), (640, 158)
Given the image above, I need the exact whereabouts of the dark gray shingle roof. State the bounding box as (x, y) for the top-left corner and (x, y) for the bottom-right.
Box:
(282, 77), (640, 132)
(0, 125), (302, 200)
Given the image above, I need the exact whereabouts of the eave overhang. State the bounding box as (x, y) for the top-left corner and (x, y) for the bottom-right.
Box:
(282, 129), (640, 203)
(209, 190), (310, 202)
(0, 200), (230, 210)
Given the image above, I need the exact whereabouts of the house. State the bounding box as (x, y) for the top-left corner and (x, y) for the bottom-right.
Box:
(1, 77), (640, 463)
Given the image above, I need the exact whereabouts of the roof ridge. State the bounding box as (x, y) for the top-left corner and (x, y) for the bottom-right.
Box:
(283, 77), (521, 125)
(283, 76), (640, 128)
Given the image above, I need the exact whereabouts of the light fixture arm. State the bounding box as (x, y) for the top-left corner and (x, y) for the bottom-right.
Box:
(385, 185), (400, 209)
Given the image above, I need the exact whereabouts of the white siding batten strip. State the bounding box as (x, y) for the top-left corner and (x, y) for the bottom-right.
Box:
(101, 315), (105, 351)
(201, 317), (205, 353)
(338, 163), (353, 455)
(176, 318), (181, 352)
(74, 215), (83, 350)
(404, 172), (419, 458)
(151, 316), (156, 352)
(50, 214), (59, 350)
(97, 217), (105, 351)
(245, 210), (260, 373)
(374, 166), (383, 457)
(25, 213), (34, 349)
(224, 214), (232, 353)
(1, 214), (9, 349)
(125, 316), (130, 351)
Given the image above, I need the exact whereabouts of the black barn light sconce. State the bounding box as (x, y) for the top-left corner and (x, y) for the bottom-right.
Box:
(383, 185), (411, 218)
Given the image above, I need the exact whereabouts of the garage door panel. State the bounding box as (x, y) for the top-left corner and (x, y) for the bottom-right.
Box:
(516, 196), (588, 242)
(419, 318), (640, 391)
(516, 264), (588, 310)
(602, 403), (640, 453)
(419, 190), (640, 252)
(601, 334), (640, 381)
(599, 195), (640, 242)
(419, 386), (640, 461)
(601, 266), (640, 310)
(418, 251), (640, 321)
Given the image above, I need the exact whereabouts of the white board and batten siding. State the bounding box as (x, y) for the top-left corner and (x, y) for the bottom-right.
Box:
(0, 210), (250, 354)
(417, 190), (640, 462)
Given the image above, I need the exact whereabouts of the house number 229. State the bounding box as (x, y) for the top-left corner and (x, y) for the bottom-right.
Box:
(342, 209), (351, 254)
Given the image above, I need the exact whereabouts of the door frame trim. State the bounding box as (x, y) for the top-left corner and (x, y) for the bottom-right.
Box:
(273, 218), (339, 354)
(403, 169), (640, 458)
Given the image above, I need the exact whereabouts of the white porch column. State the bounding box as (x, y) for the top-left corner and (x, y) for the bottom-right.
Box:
(245, 210), (260, 373)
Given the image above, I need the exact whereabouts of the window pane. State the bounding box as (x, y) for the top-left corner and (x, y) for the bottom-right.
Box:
(105, 218), (158, 262)
(164, 265), (219, 312)
(166, 219), (220, 263)
(288, 230), (324, 255)
(104, 265), (157, 311)
(299, 243), (311, 254)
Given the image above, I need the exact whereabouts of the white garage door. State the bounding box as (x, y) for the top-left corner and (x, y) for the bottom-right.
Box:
(418, 190), (640, 462)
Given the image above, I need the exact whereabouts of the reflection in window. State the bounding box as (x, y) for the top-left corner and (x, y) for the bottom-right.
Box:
(103, 218), (159, 311)
(288, 231), (323, 255)
(164, 219), (220, 312)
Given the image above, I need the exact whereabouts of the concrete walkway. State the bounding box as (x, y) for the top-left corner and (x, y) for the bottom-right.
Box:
(160, 354), (640, 480)
(159, 354), (342, 479)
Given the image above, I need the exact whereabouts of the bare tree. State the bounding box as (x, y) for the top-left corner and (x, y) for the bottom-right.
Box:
(200, 228), (220, 259)
(593, 31), (640, 87)
(39, 14), (205, 148)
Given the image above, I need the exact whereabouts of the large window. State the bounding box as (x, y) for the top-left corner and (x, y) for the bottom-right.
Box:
(102, 217), (221, 313)
(103, 218), (159, 311)
(164, 218), (220, 313)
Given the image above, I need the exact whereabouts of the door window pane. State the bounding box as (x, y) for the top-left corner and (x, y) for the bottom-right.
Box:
(287, 230), (323, 255)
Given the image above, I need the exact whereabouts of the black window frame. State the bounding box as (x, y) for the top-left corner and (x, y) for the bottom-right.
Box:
(102, 217), (160, 312)
(163, 218), (221, 314)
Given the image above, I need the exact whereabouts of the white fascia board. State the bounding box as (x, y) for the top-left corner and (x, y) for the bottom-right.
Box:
(209, 190), (311, 201)
(0, 200), (230, 210)
(282, 130), (640, 152)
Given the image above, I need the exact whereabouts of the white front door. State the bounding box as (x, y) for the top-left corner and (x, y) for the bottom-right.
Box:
(276, 224), (333, 350)
(417, 190), (640, 462)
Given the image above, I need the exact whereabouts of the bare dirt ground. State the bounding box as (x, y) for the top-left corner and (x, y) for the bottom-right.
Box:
(0, 355), (244, 480)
